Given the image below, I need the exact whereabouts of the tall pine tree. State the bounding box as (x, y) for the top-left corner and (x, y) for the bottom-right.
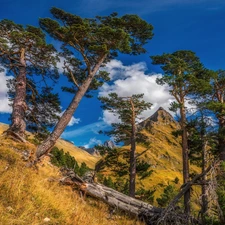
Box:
(36, 8), (154, 159)
(99, 92), (151, 197)
(0, 19), (58, 138)
(151, 50), (208, 214)
(206, 70), (225, 161)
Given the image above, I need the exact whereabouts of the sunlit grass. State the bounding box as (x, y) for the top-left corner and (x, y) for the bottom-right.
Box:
(0, 133), (143, 225)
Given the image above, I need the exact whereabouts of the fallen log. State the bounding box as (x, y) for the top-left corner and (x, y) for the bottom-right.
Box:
(60, 169), (162, 219)
(59, 169), (201, 225)
(59, 164), (220, 225)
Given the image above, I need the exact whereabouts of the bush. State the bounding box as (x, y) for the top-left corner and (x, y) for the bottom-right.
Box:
(136, 188), (155, 204)
(156, 184), (177, 207)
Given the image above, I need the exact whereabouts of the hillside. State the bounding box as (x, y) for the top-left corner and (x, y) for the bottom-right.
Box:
(0, 123), (99, 169)
(0, 108), (200, 208)
(0, 133), (143, 225)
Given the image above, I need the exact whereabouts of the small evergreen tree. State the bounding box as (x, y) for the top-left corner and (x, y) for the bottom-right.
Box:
(156, 184), (177, 207)
(50, 147), (88, 176)
(103, 176), (115, 189)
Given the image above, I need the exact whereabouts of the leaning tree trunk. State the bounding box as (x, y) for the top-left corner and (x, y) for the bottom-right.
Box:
(180, 105), (190, 215)
(8, 48), (27, 138)
(60, 168), (163, 223)
(36, 55), (106, 159)
(36, 83), (90, 159)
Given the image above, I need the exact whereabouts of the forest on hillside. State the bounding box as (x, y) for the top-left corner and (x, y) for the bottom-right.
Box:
(1, 6), (225, 225)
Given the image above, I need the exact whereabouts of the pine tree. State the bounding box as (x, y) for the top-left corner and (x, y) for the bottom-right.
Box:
(99, 92), (151, 197)
(0, 19), (58, 138)
(151, 50), (208, 214)
(36, 8), (154, 159)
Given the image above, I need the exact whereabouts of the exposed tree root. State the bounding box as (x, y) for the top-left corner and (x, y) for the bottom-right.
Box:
(2, 130), (27, 143)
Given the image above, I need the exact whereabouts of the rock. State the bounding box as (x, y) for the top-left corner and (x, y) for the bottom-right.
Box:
(103, 140), (115, 149)
(6, 206), (14, 212)
(22, 150), (30, 161)
(43, 217), (51, 222)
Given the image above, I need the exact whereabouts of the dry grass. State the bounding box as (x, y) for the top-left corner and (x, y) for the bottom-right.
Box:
(0, 136), (143, 225)
(0, 123), (99, 169)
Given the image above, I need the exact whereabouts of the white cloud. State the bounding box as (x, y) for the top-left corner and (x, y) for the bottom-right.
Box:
(68, 116), (81, 126)
(99, 60), (174, 124)
(57, 56), (66, 74)
(62, 121), (108, 139)
(59, 110), (81, 127)
(83, 137), (102, 148)
(0, 69), (12, 113)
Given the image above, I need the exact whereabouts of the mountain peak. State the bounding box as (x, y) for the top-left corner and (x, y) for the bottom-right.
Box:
(149, 107), (174, 123)
(139, 107), (178, 130)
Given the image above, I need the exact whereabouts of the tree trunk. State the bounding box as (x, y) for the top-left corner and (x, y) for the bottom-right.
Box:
(8, 48), (27, 138)
(201, 138), (208, 225)
(61, 168), (210, 225)
(36, 84), (89, 159)
(129, 98), (136, 197)
(36, 54), (107, 159)
(180, 105), (190, 215)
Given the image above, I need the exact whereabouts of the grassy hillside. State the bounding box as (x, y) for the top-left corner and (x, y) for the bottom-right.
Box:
(0, 107), (201, 211)
(0, 123), (99, 169)
(0, 134), (143, 225)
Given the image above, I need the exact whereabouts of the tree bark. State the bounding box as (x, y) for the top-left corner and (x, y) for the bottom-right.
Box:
(7, 48), (27, 138)
(129, 98), (136, 197)
(36, 55), (107, 159)
(180, 105), (190, 215)
(36, 83), (90, 158)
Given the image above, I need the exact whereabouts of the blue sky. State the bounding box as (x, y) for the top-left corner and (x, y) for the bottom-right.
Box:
(0, 0), (225, 147)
